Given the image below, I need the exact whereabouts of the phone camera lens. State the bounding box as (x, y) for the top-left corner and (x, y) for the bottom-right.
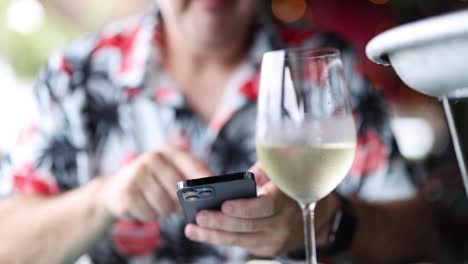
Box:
(183, 190), (198, 197)
(198, 190), (214, 198)
(185, 195), (199, 201)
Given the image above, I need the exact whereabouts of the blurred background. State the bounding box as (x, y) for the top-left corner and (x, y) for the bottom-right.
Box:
(1, 0), (468, 158)
(0, 0), (468, 259)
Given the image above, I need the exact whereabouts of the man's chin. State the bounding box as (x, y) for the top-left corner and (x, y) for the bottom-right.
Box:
(190, 34), (235, 50)
(192, 0), (234, 12)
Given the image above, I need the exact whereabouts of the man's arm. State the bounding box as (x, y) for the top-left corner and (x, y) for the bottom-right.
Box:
(0, 178), (111, 264)
(0, 148), (212, 264)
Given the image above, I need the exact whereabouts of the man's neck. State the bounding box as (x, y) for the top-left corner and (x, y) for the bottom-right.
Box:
(161, 23), (250, 78)
(159, 22), (253, 122)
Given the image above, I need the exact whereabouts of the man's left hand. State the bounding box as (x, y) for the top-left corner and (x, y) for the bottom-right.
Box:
(184, 162), (340, 257)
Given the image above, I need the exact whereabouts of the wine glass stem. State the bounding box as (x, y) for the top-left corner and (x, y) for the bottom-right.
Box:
(302, 202), (318, 264)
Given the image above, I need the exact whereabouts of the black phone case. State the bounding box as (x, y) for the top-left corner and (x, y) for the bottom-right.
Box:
(176, 172), (257, 223)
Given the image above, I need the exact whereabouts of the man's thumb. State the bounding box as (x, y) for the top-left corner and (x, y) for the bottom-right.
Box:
(248, 162), (270, 187)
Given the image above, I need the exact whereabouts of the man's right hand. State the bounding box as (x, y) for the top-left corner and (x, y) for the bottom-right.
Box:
(97, 147), (212, 222)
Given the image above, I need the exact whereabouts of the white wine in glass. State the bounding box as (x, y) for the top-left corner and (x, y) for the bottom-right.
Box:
(256, 48), (356, 264)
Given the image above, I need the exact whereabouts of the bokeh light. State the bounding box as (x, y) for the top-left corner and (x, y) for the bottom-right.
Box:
(391, 117), (435, 160)
(272, 0), (307, 23)
(6, 0), (45, 35)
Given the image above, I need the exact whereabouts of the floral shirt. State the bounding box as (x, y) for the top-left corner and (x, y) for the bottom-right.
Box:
(0, 12), (415, 264)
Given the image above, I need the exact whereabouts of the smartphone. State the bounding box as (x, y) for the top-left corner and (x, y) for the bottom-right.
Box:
(176, 172), (257, 223)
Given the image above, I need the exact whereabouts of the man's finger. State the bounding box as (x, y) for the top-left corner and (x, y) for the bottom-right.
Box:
(248, 162), (269, 187)
(195, 210), (269, 233)
(128, 191), (158, 221)
(145, 152), (184, 203)
(221, 195), (276, 219)
(138, 174), (177, 217)
(184, 224), (261, 248)
(161, 147), (213, 180)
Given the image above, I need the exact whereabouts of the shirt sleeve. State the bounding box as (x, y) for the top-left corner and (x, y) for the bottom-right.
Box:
(0, 41), (95, 197)
(336, 49), (416, 202)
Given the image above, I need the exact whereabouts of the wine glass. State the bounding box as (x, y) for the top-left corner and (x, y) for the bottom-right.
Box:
(256, 47), (356, 264)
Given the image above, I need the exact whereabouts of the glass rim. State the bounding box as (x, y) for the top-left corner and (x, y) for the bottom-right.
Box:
(285, 47), (340, 60)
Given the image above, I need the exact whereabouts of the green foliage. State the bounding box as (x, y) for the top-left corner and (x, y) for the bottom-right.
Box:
(0, 1), (80, 78)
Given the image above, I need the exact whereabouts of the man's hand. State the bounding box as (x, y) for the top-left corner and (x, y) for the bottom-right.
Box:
(97, 147), (212, 222)
(184, 162), (340, 257)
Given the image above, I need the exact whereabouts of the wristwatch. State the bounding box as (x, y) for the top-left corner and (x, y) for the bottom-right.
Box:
(317, 193), (358, 257)
(285, 193), (358, 260)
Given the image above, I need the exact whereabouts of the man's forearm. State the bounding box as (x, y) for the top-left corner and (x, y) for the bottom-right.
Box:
(348, 193), (440, 263)
(0, 177), (113, 264)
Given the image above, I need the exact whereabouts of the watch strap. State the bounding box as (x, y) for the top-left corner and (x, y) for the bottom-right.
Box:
(317, 193), (358, 257)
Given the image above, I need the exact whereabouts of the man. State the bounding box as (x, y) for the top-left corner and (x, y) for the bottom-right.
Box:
(0, 1), (438, 263)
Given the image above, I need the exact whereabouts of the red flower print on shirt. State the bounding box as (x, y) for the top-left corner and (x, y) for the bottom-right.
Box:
(239, 73), (260, 101)
(60, 56), (73, 75)
(111, 220), (161, 256)
(92, 25), (141, 74)
(125, 87), (140, 100)
(166, 132), (190, 151)
(350, 130), (388, 177)
(154, 87), (177, 103)
(12, 163), (60, 196)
